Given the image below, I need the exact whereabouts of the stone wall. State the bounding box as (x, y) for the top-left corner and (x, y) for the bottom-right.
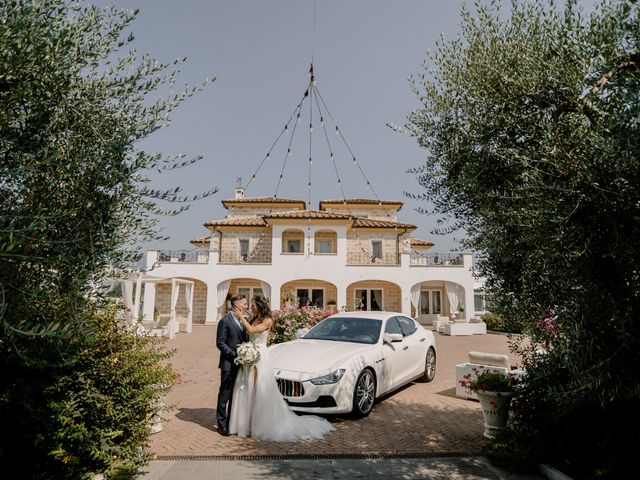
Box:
(155, 280), (207, 325)
(347, 280), (401, 312)
(322, 206), (398, 222)
(226, 206), (302, 217)
(219, 229), (272, 263)
(346, 231), (399, 265)
(280, 279), (338, 307)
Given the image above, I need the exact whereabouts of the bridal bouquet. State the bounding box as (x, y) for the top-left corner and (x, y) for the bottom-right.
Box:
(234, 342), (261, 367)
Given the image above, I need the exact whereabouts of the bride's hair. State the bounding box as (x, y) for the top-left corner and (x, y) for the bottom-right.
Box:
(251, 296), (272, 324)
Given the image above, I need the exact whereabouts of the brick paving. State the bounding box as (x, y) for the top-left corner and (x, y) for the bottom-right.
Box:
(149, 326), (520, 457)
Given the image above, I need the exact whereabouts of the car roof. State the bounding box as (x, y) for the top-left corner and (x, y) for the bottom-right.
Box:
(326, 311), (408, 321)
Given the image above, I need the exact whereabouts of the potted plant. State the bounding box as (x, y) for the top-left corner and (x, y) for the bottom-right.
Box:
(459, 367), (516, 439)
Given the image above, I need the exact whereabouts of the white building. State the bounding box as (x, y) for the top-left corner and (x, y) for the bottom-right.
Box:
(141, 188), (476, 332)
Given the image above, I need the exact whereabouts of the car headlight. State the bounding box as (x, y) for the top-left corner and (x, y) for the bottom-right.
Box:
(309, 369), (346, 385)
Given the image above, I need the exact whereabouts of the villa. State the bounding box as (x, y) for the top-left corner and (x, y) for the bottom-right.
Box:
(140, 188), (480, 336)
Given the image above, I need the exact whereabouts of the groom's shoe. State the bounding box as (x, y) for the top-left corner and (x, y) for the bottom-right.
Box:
(218, 427), (230, 437)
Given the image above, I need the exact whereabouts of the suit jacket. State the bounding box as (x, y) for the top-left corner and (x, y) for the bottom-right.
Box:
(216, 312), (249, 371)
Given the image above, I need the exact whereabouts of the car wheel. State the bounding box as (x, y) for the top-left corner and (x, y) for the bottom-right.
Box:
(352, 368), (376, 418)
(421, 347), (436, 382)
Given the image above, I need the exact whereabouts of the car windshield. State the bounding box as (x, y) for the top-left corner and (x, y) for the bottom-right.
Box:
(303, 317), (382, 344)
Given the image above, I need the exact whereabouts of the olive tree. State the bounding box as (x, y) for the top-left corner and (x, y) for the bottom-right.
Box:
(0, 1), (214, 477)
(406, 0), (639, 476)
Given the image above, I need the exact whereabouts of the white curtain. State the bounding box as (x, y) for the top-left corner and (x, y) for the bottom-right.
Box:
(170, 280), (180, 338)
(132, 274), (143, 322)
(216, 280), (231, 320)
(185, 282), (194, 333)
(444, 281), (460, 317)
(371, 289), (383, 311)
(410, 285), (421, 318)
(259, 281), (271, 302)
(121, 280), (134, 321)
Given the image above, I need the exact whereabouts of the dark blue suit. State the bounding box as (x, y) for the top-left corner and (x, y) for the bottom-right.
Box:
(216, 312), (249, 432)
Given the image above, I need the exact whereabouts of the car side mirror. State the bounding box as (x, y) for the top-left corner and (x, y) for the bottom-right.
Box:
(295, 328), (309, 339)
(383, 333), (403, 344)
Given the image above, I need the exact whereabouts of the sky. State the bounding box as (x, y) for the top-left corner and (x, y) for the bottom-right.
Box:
(90, 0), (597, 254)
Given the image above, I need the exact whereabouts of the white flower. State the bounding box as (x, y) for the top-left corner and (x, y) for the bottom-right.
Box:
(234, 342), (261, 367)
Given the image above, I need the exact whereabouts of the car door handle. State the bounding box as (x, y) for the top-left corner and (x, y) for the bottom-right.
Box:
(420, 338), (426, 342)
(403, 346), (409, 350)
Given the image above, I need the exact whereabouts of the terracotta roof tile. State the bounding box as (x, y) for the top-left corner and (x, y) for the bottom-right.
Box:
(222, 196), (306, 208)
(204, 216), (267, 227)
(352, 218), (416, 229)
(410, 238), (434, 246)
(319, 198), (403, 209)
(190, 236), (211, 245)
(264, 210), (353, 220)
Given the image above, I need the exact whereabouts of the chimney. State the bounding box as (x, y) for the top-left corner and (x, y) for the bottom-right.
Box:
(234, 187), (245, 199)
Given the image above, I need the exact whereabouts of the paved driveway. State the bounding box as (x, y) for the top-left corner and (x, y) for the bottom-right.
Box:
(149, 326), (519, 458)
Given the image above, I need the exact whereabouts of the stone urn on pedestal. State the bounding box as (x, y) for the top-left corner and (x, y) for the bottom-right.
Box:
(475, 390), (513, 439)
(459, 367), (516, 439)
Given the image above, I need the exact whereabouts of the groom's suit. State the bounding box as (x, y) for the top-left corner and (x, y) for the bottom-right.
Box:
(216, 311), (249, 434)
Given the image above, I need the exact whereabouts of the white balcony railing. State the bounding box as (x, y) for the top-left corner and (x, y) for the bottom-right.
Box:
(410, 252), (463, 266)
(157, 249), (209, 264)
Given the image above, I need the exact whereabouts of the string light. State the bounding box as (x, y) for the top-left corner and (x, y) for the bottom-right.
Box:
(246, 64), (385, 214)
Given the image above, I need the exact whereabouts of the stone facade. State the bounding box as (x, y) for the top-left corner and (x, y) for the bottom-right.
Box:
(156, 280), (207, 325)
(280, 279), (338, 307)
(226, 205), (302, 217)
(219, 229), (272, 263)
(346, 231), (401, 265)
(322, 206), (398, 222)
(347, 280), (402, 312)
(145, 196), (477, 328)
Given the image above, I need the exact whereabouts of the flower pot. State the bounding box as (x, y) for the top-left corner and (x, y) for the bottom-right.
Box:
(476, 390), (513, 439)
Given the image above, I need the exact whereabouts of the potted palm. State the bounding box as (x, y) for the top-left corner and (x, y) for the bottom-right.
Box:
(459, 367), (516, 439)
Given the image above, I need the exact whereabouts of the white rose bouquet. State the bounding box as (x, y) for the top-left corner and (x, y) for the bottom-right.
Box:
(234, 341), (261, 367)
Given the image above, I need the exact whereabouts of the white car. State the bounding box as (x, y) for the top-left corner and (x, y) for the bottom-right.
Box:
(269, 311), (437, 417)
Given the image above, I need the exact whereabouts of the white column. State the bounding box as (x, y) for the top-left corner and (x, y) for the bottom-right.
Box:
(204, 282), (218, 325)
(132, 273), (143, 322)
(401, 286), (412, 317)
(336, 282), (347, 312)
(142, 282), (156, 322)
(169, 279), (179, 339)
(270, 283), (282, 310)
(185, 282), (194, 333)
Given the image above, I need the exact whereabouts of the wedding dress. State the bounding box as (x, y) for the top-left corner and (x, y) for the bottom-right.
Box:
(229, 330), (334, 441)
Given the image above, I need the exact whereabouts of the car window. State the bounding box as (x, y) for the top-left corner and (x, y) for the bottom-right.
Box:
(396, 316), (417, 336)
(384, 317), (402, 335)
(304, 317), (381, 344)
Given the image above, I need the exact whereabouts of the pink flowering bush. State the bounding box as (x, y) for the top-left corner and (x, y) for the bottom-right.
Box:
(269, 306), (334, 345)
(537, 311), (559, 349)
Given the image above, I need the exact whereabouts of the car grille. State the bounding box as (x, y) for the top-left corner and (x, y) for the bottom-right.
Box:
(276, 378), (305, 397)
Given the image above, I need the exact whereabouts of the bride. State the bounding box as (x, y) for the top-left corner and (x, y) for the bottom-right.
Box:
(229, 296), (334, 441)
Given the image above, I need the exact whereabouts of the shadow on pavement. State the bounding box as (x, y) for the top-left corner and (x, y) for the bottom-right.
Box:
(175, 407), (217, 432)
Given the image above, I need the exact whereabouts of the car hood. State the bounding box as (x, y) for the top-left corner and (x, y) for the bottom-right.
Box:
(269, 339), (371, 374)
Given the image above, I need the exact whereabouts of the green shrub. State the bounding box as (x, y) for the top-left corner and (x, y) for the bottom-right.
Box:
(0, 305), (176, 479)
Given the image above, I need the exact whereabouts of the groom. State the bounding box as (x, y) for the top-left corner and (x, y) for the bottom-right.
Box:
(216, 293), (249, 436)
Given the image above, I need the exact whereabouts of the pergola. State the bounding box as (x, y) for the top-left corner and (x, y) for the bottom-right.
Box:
(121, 273), (194, 339)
